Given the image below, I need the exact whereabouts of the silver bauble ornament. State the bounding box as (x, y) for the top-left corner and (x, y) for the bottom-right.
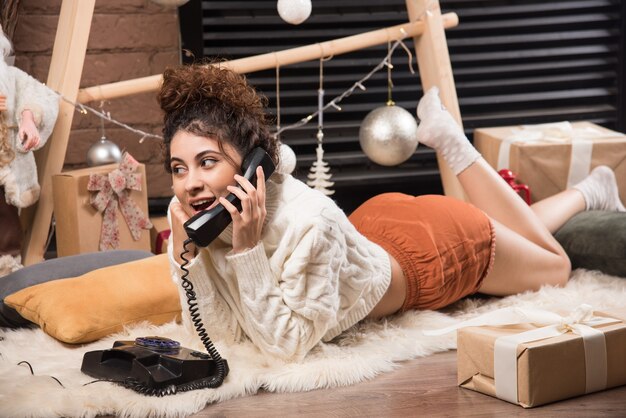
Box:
(359, 105), (419, 166)
(86, 136), (122, 166)
(277, 0), (312, 25)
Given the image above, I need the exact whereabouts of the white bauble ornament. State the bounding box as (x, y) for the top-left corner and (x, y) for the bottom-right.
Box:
(359, 105), (419, 166)
(277, 0), (312, 25)
(86, 136), (122, 166)
(278, 142), (297, 174)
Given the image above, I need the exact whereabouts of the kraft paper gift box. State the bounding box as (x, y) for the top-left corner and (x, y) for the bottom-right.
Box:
(454, 306), (626, 408)
(149, 216), (171, 254)
(52, 154), (152, 257)
(474, 121), (626, 203)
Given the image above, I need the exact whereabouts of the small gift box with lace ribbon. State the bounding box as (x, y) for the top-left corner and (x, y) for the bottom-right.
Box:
(474, 121), (626, 203)
(52, 153), (152, 256)
(425, 304), (626, 408)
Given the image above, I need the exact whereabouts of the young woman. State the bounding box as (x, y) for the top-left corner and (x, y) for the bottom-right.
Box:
(159, 63), (625, 362)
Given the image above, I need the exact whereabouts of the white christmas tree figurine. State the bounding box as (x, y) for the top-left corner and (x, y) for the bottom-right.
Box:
(307, 131), (335, 196)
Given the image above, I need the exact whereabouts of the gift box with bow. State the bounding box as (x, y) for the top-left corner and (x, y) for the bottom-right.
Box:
(474, 121), (626, 203)
(427, 304), (626, 408)
(52, 153), (152, 256)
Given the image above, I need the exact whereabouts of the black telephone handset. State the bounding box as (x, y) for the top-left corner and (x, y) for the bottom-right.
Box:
(80, 148), (275, 396)
(183, 147), (276, 247)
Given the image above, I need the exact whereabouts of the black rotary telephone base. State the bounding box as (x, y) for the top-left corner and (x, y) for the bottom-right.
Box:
(81, 337), (228, 396)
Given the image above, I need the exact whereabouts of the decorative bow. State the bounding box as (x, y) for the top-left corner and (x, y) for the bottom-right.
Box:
(87, 152), (153, 251)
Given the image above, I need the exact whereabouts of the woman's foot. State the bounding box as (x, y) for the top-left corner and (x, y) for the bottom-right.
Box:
(572, 165), (626, 212)
(415, 87), (480, 175)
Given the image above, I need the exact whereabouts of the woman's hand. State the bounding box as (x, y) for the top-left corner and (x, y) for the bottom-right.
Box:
(170, 201), (197, 266)
(220, 166), (267, 253)
(18, 110), (41, 151)
(0, 95), (7, 112)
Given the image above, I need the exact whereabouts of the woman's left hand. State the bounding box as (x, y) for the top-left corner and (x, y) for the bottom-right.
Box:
(18, 110), (41, 151)
(220, 166), (267, 253)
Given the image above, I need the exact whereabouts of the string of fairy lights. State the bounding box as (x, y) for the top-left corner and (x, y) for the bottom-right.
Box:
(60, 96), (161, 144)
(274, 36), (414, 138)
(55, 36), (414, 144)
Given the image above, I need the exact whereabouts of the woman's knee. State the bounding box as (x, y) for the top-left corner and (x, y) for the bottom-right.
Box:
(551, 252), (572, 287)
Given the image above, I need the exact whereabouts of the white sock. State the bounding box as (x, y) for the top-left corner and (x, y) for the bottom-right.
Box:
(415, 87), (481, 175)
(572, 165), (626, 212)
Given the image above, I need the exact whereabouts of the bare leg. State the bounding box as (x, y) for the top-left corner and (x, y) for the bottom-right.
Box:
(457, 159), (566, 255)
(530, 189), (585, 234)
(416, 88), (571, 296)
(462, 164), (625, 294)
(457, 160), (571, 295)
(483, 220), (570, 295)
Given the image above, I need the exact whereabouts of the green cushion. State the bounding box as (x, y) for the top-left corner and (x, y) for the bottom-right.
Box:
(554, 211), (626, 278)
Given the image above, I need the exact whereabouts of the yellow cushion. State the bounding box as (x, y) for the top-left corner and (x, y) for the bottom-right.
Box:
(5, 254), (181, 344)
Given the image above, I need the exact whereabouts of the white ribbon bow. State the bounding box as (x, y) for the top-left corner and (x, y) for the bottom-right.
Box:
(424, 304), (619, 405)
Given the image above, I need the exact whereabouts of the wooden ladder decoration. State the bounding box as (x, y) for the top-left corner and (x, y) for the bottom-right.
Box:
(22, 0), (465, 265)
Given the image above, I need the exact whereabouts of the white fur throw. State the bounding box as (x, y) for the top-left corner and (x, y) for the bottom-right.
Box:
(1, 269), (625, 418)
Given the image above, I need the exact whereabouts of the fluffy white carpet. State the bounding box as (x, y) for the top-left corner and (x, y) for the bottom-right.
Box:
(1, 269), (625, 418)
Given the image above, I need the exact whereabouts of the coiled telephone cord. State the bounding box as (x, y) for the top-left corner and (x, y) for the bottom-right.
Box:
(178, 238), (227, 388)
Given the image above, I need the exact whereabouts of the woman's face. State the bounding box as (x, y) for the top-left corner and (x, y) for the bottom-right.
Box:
(169, 131), (242, 218)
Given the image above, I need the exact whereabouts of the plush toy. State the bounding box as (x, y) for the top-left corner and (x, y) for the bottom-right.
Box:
(0, 25), (59, 276)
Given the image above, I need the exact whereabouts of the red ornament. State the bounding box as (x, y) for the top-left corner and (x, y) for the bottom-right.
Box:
(498, 169), (531, 205)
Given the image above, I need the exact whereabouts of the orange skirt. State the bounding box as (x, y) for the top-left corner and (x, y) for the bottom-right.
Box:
(349, 193), (496, 311)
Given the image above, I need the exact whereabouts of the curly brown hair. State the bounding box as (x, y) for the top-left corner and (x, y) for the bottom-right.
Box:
(157, 62), (279, 173)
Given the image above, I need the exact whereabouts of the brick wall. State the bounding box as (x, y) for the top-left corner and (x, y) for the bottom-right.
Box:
(12, 0), (179, 198)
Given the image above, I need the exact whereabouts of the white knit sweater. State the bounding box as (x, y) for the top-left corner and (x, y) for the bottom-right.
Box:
(168, 173), (391, 361)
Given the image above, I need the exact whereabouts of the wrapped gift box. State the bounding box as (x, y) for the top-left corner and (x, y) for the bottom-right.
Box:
(52, 159), (152, 257)
(457, 307), (626, 408)
(150, 216), (171, 254)
(474, 121), (626, 203)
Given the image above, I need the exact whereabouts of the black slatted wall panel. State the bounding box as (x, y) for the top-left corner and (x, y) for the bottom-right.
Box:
(179, 0), (624, 213)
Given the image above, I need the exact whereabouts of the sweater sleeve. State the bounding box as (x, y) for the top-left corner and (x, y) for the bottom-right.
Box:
(226, 220), (342, 361)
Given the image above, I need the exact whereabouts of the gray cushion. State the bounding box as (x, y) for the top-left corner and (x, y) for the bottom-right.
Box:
(0, 250), (154, 328)
(554, 211), (626, 278)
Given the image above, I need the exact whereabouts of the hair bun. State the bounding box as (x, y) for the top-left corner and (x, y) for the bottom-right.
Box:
(159, 64), (265, 117)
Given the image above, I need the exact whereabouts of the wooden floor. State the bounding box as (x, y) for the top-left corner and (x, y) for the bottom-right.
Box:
(192, 351), (626, 417)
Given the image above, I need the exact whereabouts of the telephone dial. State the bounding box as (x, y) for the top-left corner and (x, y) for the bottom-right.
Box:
(81, 147), (276, 396)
